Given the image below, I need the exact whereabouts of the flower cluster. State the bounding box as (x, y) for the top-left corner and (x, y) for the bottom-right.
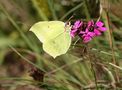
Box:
(70, 20), (107, 43)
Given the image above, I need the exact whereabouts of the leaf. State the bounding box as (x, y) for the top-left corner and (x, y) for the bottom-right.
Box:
(30, 21), (71, 58)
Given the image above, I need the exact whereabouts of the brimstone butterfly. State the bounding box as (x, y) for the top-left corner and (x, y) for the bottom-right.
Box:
(30, 21), (71, 58)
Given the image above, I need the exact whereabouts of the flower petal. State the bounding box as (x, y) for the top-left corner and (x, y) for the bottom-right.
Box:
(74, 20), (82, 29)
(94, 29), (101, 36)
(88, 32), (95, 37)
(79, 31), (85, 34)
(88, 20), (94, 27)
(83, 36), (92, 43)
(85, 28), (89, 33)
(70, 29), (78, 38)
(70, 32), (75, 38)
(98, 27), (107, 32)
(71, 29), (78, 33)
(96, 21), (104, 27)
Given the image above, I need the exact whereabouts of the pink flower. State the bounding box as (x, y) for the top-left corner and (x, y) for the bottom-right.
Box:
(73, 20), (82, 29)
(82, 31), (95, 43)
(70, 20), (82, 38)
(70, 29), (78, 38)
(94, 21), (107, 36)
(87, 20), (94, 27)
(83, 35), (92, 43)
(80, 20), (95, 43)
(70, 20), (107, 43)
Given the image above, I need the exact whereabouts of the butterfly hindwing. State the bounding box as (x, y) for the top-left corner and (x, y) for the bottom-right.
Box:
(30, 21), (71, 58)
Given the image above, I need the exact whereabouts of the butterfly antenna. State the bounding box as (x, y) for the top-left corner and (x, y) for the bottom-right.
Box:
(65, 15), (74, 27)
(64, 15), (74, 32)
(66, 15), (74, 23)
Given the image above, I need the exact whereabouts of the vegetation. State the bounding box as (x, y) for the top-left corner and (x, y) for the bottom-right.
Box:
(0, 0), (122, 90)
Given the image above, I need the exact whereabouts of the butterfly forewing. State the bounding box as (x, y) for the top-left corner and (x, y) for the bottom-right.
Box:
(30, 21), (71, 58)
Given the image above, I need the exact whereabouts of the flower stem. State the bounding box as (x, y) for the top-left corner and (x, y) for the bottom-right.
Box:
(87, 44), (98, 90)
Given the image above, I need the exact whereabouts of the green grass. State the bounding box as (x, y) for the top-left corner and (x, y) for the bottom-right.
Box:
(0, 0), (122, 90)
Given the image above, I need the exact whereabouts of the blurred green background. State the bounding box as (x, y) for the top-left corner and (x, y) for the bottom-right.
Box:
(0, 0), (122, 90)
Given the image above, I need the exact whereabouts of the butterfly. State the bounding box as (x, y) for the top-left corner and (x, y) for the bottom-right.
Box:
(30, 21), (71, 58)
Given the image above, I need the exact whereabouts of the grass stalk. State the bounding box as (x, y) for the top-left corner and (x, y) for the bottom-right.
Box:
(47, 0), (58, 20)
(83, 0), (90, 20)
(31, 0), (48, 20)
(87, 45), (98, 90)
(9, 45), (46, 72)
(0, 4), (38, 52)
(102, 8), (120, 84)
(60, 2), (83, 20)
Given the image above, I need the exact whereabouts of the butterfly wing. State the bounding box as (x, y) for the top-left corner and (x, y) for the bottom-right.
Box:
(43, 27), (71, 58)
(30, 21), (71, 58)
(30, 21), (65, 43)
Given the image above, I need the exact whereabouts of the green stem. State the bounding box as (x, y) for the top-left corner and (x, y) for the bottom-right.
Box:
(47, 0), (57, 20)
(31, 0), (48, 20)
(0, 4), (37, 52)
(87, 45), (98, 90)
(103, 66), (116, 89)
(84, 0), (90, 20)
(102, 10), (119, 83)
(109, 63), (122, 71)
(9, 45), (46, 72)
(60, 2), (83, 20)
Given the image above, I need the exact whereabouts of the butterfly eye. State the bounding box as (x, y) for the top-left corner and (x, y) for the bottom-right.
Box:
(64, 22), (71, 33)
(65, 22), (71, 26)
